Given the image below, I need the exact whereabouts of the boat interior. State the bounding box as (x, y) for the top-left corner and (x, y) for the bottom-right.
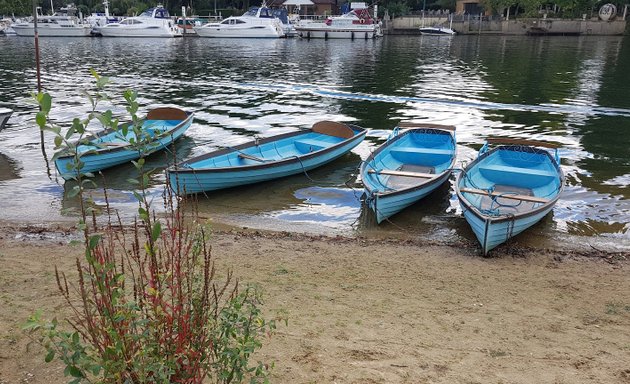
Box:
(189, 121), (356, 169)
(460, 147), (561, 215)
(364, 129), (455, 193)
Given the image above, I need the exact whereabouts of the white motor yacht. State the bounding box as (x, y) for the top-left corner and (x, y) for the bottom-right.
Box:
(86, 0), (122, 35)
(194, 4), (285, 38)
(294, 5), (381, 39)
(99, 5), (182, 37)
(12, 5), (92, 37)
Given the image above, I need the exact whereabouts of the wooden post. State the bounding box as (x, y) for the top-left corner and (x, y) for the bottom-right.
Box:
(33, 0), (48, 171)
(181, 6), (187, 37)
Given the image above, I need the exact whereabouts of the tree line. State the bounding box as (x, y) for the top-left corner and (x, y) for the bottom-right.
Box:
(0, 0), (617, 21)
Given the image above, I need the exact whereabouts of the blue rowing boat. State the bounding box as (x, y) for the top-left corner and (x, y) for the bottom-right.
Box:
(456, 138), (564, 255)
(55, 107), (193, 180)
(360, 123), (457, 224)
(167, 121), (366, 195)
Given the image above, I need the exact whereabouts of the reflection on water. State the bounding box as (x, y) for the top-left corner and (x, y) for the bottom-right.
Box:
(0, 35), (628, 250)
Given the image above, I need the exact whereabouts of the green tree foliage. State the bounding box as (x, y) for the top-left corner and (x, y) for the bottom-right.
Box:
(0, 0), (30, 16)
(385, 1), (411, 17)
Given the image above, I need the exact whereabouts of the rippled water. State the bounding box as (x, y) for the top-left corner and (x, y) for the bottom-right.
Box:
(0, 35), (628, 251)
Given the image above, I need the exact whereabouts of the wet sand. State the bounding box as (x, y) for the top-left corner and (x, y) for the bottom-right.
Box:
(0, 224), (629, 384)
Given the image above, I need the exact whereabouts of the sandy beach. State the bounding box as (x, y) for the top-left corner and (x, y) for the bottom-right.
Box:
(0, 223), (629, 384)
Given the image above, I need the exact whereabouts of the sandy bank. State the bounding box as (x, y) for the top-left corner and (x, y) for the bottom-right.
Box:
(0, 224), (629, 383)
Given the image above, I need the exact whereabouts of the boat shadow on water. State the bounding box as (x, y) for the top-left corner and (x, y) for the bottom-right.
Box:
(191, 152), (364, 216)
(0, 151), (21, 182)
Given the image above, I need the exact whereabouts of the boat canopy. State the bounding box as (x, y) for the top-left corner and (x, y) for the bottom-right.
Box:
(271, 8), (289, 24)
(244, 6), (274, 18)
(282, 0), (314, 5)
(141, 7), (170, 18)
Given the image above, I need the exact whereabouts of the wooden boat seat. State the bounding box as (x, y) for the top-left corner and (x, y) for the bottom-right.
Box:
(460, 187), (550, 203)
(312, 121), (354, 138)
(146, 107), (187, 121)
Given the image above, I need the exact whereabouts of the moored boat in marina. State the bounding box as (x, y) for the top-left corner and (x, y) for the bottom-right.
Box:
(419, 26), (456, 35)
(12, 5), (92, 37)
(360, 123), (456, 224)
(55, 107), (193, 180)
(419, 14), (456, 36)
(167, 121), (366, 195)
(456, 139), (564, 255)
(85, 0), (122, 35)
(99, 5), (182, 38)
(294, 4), (381, 39)
(194, 3), (285, 38)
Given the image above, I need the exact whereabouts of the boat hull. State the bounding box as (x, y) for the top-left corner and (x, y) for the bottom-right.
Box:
(360, 127), (456, 223)
(55, 109), (193, 180)
(195, 25), (283, 38)
(456, 144), (564, 254)
(367, 172), (451, 223)
(168, 123), (366, 194)
(419, 27), (456, 36)
(99, 26), (182, 37)
(295, 25), (378, 39)
(460, 201), (555, 254)
(12, 24), (92, 36)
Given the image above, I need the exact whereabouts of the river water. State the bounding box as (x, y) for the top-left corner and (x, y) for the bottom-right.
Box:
(0, 35), (628, 252)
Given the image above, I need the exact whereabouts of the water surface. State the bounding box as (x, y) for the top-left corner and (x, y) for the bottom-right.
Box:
(0, 35), (628, 251)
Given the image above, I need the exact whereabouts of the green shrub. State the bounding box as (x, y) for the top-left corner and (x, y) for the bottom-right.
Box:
(25, 71), (281, 384)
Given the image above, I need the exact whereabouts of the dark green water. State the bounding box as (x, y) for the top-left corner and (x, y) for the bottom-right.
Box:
(0, 35), (628, 251)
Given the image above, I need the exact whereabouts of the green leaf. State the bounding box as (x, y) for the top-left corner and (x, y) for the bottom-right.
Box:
(132, 191), (143, 202)
(67, 185), (81, 198)
(95, 110), (113, 128)
(88, 234), (101, 250)
(89, 68), (100, 80)
(67, 365), (84, 378)
(54, 135), (63, 148)
(96, 75), (109, 89)
(44, 349), (55, 363)
(72, 118), (85, 135)
(36, 111), (47, 129)
(151, 221), (161, 242)
(138, 207), (149, 221)
(39, 93), (52, 114)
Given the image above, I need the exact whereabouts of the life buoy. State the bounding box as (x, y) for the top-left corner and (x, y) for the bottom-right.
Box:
(360, 18), (365, 24)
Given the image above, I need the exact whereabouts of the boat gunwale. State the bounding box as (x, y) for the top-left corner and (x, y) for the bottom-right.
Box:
(360, 127), (457, 199)
(168, 123), (366, 174)
(455, 144), (565, 224)
(55, 109), (193, 160)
